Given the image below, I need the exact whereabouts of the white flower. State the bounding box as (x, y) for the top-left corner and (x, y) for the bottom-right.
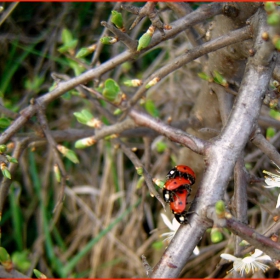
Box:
(160, 213), (200, 255)
(160, 213), (180, 243)
(263, 165), (280, 208)
(221, 249), (271, 276)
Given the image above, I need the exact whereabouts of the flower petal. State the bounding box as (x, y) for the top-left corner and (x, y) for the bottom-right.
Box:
(193, 246), (200, 256)
(160, 213), (174, 230)
(256, 255), (272, 262)
(251, 249), (263, 258)
(276, 194), (280, 208)
(264, 178), (280, 187)
(220, 253), (238, 262)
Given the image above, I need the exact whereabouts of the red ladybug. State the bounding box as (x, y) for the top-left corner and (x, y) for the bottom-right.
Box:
(169, 189), (190, 224)
(170, 189), (188, 213)
(166, 165), (196, 185)
(163, 177), (192, 203)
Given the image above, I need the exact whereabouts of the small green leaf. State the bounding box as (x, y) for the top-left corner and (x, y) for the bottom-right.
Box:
(73, 109), (93, 125)
(5, 155), (18, 164)
(0, 247), (10, 262)
(33, 269), (47, 279)
(137, 33), (152, 51)
(102, 79), (122, 102)
(53, 164), (61, 183)
(12, 251), (31, 272)
(61, 28), (74, 45)
(198, 72), (211, 81)
(24, 76), (44, 93)
(111, 10), (124, 31)
(145, 100), (159, 117)
(58, 39), (78, 54)
(2, 168), (11, 179)
(266, 127), (276, 139)
(213, 70), (228, 87)
(67, 59), (86, 76)
(0, 118), (11, 129)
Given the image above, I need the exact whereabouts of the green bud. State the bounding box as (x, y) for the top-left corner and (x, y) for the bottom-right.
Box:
(0, 145), (7, 153)
(156, 141), (167, 153)
(111, 10), (125, 31)
(267, 12), (280, 26)
(53, 164), (61, 183)
(145, 77), (160, 89)
(215, 200), (225, 217)
(123, 79), (143, 87)
(137, 26), (155, 51)
(264, 2), (276, 13)
(211, 228), (223, 243)
(136, 176), (145, 189)
(57, 145), (79, 164)
(113, 108), (122, 115)
(152, 178), (165, 189)
(100, 36), (118, 45)
(213, 70), (228, 87)
(136, 166), (143, 175)
(75, 137), (96, 149)
(75, 44), (96, 58)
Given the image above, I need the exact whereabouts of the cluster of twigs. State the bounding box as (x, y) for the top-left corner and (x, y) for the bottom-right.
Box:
(0, 1), (280, 278)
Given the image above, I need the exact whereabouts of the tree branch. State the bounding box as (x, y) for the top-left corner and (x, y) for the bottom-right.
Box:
(151, 8), (277, 278)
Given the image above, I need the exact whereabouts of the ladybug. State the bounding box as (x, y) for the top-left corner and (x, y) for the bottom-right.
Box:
(169, 189), (190, 224)
(163, 177), (192, 203)
(166, 165), (196, 185)
(169, 189), (188, 214)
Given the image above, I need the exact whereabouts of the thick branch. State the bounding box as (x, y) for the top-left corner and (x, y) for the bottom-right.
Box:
(129, 110), (206, 155)
(151, 8), (277, 278)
